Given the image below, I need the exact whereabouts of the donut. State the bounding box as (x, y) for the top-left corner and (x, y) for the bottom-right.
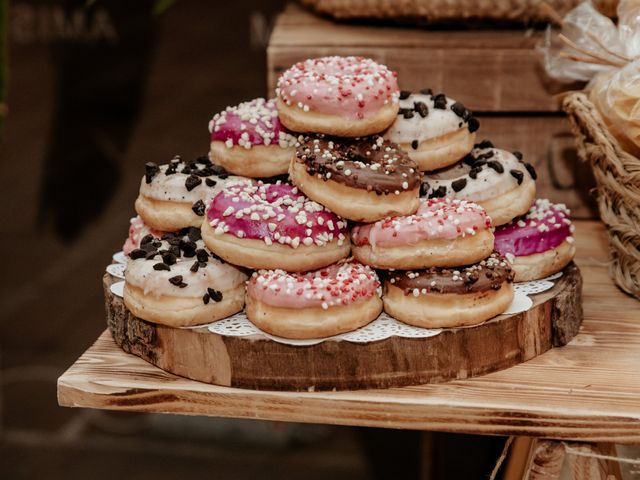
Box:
(420, 141), (537, 226)
(246, 261), (382, 339)
(124, 227), (248, 327)
(275, 56), (399, 137)
(351, 197), (494, 269)
(135, 155), (243, 231)
(122, 215), (164, 255)
(290, 134), (421, 222)
(383, 89), (478, 171)
(494, 199), (576, 281)
(209, 98), (297, 178)
(383, 252), (515, 329)
(201, 180), (350, 272)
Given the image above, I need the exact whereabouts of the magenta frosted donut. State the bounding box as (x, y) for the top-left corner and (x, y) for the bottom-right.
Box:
(201, 180), (351, 271)
(209, 98), (296, 178)
(494, 199), (576, 281)
(351, 198), (494, 269)
(122, 216), (165, 255)
(246, 261), (383, 339)
(275, 56), (400, 136)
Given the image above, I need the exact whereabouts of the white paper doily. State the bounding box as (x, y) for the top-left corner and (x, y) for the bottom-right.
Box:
(207, 312), (443, 346)
(106, 263), (126, 279)
(513, 271), (563, 296)
(112, 251), (128, 265)
(110, 281), (124, 297)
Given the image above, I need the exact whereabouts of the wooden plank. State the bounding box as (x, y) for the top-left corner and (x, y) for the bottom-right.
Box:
(58, 221), (640, 442)
(267, 5), (569, 112)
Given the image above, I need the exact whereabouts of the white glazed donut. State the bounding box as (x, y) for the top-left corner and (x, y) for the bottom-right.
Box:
(124, 227), (248, 327)
(135, 155), (244, 231)
(383, 89), (478, 171)
(421, 141), (537, 226)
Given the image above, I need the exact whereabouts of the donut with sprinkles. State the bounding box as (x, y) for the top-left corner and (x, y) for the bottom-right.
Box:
(135, 154), (245, 231)
(124, 227), (248, 327)
(246, 260), (382, 339)
(209, 98), (297, 178)
(383, 252), (515, 328)
(494, 199), (575, 281)
(201, 180), (351, 271)
(290, 134), (422, 222)
(420, 141), (537, 226)
(276, 56), (400, 137)
(351, 197), (494, 269)
(383, 89), (479, 172)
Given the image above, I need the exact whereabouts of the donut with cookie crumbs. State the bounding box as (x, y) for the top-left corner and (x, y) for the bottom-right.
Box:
(420, 141), (536, 226)
(276, 56), (399, 137)
(209, 98), (297, 178)
(383, 252), (515, 328)
(384, 89), (478, 171)
(494, 199), (576, 281)
(122, 216), (165, 255)
(290, 134), (421, 222)
(135, 154), (245, 231)
(124, 227), (248, 327)
(246, 260), (382, 339)
(351, 197), (494, 269)
(201, 180), (350, 272)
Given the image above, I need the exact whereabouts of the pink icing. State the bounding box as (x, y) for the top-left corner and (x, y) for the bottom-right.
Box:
(208, 98), (294, 149)
(248, 261), (380, 310)
(494, 199), (573, 257)
(351, 198), (492, 248)
(276, 56), (399, 120)
(122, 216), (164, 255)
(207, 181), (348, 248)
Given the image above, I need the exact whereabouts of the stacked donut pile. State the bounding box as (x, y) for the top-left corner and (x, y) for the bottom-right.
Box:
(120, 56), (576, 339)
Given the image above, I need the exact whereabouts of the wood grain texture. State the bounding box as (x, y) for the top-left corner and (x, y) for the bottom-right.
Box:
(58, 221), (640, 442)
(267, 5), (575, 112)
(103, 263), (581, 391)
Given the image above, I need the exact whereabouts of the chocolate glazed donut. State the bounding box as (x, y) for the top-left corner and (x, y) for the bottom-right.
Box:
(290, 134), (422, 222)
(383, 252), (515, 329)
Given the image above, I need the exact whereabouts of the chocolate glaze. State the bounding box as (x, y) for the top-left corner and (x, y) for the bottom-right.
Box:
(386, 252), (514, 295)
(295, 134), (421, 196)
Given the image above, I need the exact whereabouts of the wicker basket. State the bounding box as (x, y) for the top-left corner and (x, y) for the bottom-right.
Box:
(301, 0), (618, 24)
(563, 92), (640, 300)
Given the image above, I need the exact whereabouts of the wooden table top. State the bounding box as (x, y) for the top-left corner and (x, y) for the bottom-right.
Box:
(57, 221), (640, 442)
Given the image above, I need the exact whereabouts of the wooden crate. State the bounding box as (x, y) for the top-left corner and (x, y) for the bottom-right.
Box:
(267, 5), (597, 218)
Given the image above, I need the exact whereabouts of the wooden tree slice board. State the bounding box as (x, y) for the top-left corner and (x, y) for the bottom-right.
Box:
(104, 263), (582, 391)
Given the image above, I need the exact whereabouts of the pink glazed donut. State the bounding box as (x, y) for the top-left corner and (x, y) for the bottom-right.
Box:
(246, 260), (382, 339)
(351, 197), (494, 269)
(122, 216), (165, 255)
(209, 98), (297, 178)
(275, 56), (400, 137)
(201, 180), (351, 271)
(494, 199), (576, 281)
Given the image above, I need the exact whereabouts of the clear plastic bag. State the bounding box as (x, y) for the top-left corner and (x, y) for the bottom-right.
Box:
(541, 0), (640, 156)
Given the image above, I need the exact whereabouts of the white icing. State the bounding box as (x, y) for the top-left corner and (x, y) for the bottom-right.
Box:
(422, 148), (530, 202)
(384, 93), (465, 144)
(124, 238), (248, 298)
(140, 161), (246, 203)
